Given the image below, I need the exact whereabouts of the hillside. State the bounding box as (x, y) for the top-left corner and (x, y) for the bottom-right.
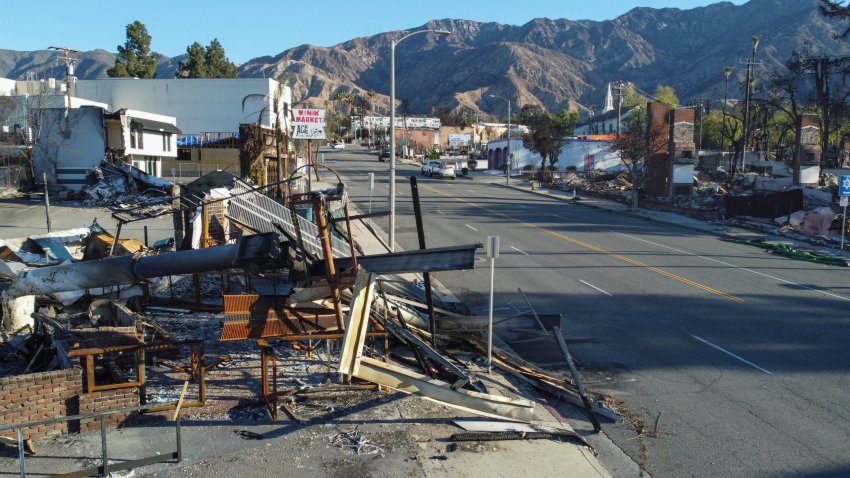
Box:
(2, 0), (849, 115)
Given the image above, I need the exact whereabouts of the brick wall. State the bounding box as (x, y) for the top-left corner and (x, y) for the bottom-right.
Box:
(0, 368), (82, 439)
(78, 388), (140, 434)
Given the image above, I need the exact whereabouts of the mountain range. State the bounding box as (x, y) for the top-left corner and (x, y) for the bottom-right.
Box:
(2, 0), (849, 116)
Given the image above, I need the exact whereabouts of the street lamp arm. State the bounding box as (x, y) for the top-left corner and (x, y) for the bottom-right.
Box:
(393, 28), (450, 47)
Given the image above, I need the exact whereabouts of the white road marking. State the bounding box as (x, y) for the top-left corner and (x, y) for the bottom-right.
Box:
(468, 189), (477, 194)
(436, 210), (445, 215)
(464, 224), (479, 231)
(510, 246), (529, 256)
(514, 204), (527, 208)
(579, 279), (613, 296)
(552, 214), (569, 221)
(13, 205), (39, 215)
(691, 335), (773, 375)
(485, 194), (494, 198)
(613, 231), (850, 302)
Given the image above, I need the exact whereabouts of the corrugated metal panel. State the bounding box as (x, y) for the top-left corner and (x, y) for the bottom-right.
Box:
(226, 180), (349, 258)
(221, 294), (348, 341)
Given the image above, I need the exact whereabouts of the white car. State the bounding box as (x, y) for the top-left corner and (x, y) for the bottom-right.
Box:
(421, 160), (456, 179)
(331, 142), (345, 149)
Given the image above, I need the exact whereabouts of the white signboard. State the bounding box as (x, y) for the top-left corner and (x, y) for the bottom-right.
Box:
(448, 134), (471, 148)
(292, 108), (326, 139)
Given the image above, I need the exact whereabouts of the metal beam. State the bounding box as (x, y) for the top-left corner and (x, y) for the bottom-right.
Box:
(310, 244), (479, 276)
(355, 356), (535, 423)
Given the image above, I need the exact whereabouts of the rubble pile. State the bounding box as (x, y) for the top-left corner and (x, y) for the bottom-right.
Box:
(547, 165), (848, 255)
(0, 175), (617, 476)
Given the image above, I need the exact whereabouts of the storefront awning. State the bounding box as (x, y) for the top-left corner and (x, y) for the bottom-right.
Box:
(130, 118), (181, 134)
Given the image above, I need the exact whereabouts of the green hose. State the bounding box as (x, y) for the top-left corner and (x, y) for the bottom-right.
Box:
(723, 238), (849, 267)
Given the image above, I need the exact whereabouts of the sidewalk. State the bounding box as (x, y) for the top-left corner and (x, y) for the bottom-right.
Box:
(468, 170), (849, 260)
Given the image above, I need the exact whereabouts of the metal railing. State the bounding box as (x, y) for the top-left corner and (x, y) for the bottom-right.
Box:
(227, 179), (350, 258)
(0, 401), (182, 478)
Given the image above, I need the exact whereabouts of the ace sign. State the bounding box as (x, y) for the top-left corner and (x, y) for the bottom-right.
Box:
(292, 108), (326, 139)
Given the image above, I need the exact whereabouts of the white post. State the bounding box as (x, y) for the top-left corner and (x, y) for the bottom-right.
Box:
(486, 235), (500, 373)
(368, 172), (375, 215)
(842, 202), (847, 251)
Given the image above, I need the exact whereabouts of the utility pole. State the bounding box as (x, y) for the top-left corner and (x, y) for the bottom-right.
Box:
(615, 81), (625, 138)
(692, 98), (709, 152)
(48, 46), (79, 112)
(739, 36), (759, 173)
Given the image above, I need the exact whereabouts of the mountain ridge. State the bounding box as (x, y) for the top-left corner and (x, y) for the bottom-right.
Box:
(2, 0), (848, 115)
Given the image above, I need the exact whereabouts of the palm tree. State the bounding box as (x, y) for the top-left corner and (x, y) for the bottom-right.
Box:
(242, 75), (291, 199)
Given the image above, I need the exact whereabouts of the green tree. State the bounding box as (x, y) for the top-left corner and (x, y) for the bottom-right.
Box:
(204, 39), (238, 78)
(621, 83), (645, 110)
(108, 21), (158, 78)
(176, 38), (237, 78)
(654, 84), (679, 108)
(519, 105), (570, 172)
(175, 42), (208, 78)
(552, 109), (579, 136)
(698, 110), (726, 150)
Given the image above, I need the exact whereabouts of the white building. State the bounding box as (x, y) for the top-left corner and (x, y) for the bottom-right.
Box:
(106, 109), (180, 177)
(74, 78), (291, 135)
(487, 137), (624, 173)
(32, 106), (178, 189)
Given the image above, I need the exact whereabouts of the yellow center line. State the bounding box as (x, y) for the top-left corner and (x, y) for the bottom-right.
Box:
(423, 184), (743, 302)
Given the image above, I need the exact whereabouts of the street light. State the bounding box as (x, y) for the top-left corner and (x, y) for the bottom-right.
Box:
(489, 94), (511, 185)
(389, 28), (450, 252)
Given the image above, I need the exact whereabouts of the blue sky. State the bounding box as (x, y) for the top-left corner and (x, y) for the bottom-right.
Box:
(3, 0), (746, 64)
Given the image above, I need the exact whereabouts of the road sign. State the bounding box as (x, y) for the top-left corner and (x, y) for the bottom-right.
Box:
(841, 196), (848, 207)
(292, 108), (326, 140)
(840, 175), (850, 197)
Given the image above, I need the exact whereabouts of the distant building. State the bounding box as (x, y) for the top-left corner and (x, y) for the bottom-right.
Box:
(574, 107), (634, 136)
(74, 78), (290, 134)
(73, 78), (292, 184)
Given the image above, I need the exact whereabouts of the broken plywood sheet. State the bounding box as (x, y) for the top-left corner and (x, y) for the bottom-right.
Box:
(339, 267), (535, 423)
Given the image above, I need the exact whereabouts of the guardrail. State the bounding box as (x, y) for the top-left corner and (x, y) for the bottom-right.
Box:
(0, 401), (182, 478)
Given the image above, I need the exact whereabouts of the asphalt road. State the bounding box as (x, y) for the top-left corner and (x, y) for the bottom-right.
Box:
(323, 146), (850, 478)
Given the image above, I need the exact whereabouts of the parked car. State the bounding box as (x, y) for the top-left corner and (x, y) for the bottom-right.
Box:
(421, 160), (456, 179)
(331, 142), (346, 149)
(377, 148), (391, 161)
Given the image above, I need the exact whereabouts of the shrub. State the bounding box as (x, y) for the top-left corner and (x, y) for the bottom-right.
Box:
(566, 165), (577, 172)
(522, 164), (534, 171)
(467, 160), (478, 171)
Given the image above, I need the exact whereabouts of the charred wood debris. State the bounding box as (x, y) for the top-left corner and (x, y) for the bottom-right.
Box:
(0, 171), (618, 453)
(547, 167), (849, 265)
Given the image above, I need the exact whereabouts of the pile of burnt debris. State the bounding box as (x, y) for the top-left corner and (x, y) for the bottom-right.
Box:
(29, 156), (173, 209)
(546, 165), (849, 260)
(1, 171), (618, 463)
